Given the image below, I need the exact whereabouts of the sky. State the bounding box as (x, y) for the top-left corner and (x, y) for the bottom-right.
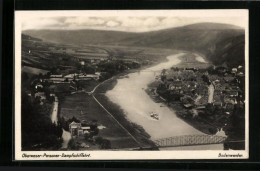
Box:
(18, 10), (248, 32)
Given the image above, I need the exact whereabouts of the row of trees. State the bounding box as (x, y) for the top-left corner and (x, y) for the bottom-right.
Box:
(98, 60), (140, 76)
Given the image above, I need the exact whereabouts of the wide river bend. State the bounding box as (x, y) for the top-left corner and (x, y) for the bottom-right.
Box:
(106, 53), (204, 140)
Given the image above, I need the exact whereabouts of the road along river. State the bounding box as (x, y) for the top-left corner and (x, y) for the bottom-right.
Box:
(106, 53), (205, 140)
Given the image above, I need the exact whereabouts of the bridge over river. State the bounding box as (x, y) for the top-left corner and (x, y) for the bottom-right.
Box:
(154, 134), (227, 148)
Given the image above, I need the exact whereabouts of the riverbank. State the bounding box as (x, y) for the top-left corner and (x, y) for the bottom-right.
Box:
(93, 76), (157, 148)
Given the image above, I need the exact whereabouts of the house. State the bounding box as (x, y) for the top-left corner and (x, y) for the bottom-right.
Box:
(64, 73), (78, 79)
(185, 68), (197, 72)
(49, 77), (65, 82)
(95, 72), (101, 76)
(35, 83), (44, 90)
(69, 121), (82, 136)
(231, 68), (238, 74)
(224, 96), (237, 105)
(78, 76), (91, 81)
(83, 74), (99, 80)
(81, 126), (91, 134)
(34, 92), (46, 100)
(80, 61), (85, 66)
(168, 81), (182, 90)
(227, 90), (239, 97)
(195, 96), (208, 106)
(224, 76), (235, 83)
(50, 74), (63, 78)
(237, 72), (244, 77)
(69, 121), (91, 136)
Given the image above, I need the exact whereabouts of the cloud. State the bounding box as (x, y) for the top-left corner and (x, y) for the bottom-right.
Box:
(64, 17), (105, 26)
(161, 17), (181, 27)
(21, 15), (246, 32)
(22, 18), (62, 30)
(120, 17), (144, 27)
(143, 17), (160, 27)
(106, 20), (120, 27)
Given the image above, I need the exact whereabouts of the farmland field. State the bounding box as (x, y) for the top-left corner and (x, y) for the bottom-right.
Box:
(22, 66), (49, 75)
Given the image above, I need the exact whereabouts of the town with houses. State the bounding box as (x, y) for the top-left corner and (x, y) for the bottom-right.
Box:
(147, 56), (245, 148)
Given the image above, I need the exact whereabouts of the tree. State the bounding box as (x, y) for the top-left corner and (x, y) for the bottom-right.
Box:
(84, 133), (92, 141)
(22, 72), (29, 81)
(100, 139), (111, 149)
(67, 116), (80, 123)
(38, 73), (43, 79)
(46, 72), (51, 78)
(161, 69), (166, 75)
(68, 139), (79, 150)
(94, 137), (111, 149)
(21, 90), (63, 150)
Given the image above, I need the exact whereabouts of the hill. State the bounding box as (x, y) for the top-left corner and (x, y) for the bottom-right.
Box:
(207, 34), (245, 68)
(23, 22), (245, 67)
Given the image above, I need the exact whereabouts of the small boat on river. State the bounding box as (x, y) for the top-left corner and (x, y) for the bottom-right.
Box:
(150, 112), (159, 120)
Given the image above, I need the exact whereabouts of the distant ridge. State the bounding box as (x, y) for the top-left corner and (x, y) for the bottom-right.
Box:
(23, 22), (245, 67)
(173, 22), (243, 30)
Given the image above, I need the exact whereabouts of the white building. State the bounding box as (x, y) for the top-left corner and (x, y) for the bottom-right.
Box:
(50, 74), (63, 78)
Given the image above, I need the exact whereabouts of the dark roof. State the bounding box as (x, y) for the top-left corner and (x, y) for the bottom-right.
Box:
(171, 81), (182, 86)
(224, 76), (235, 82)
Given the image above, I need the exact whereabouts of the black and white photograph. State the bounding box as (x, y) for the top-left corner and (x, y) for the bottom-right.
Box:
(14, 10), (248, 160)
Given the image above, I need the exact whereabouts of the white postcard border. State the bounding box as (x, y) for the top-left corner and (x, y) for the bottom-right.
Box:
(14, 10), (249, 160)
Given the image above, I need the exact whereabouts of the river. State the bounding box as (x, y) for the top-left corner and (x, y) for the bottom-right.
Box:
(106, 53), (224, 150)
(106, 53), (204, 140)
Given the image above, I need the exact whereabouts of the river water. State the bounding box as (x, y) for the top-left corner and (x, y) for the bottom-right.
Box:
(106, 53), (205, 140)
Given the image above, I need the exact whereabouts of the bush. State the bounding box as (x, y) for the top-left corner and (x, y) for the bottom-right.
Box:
(101, 139), (111, 149)
(21, 91), (63, 150)
(68, 139), (79, 150)
(94, 136), (111, 149)
(84, 133), (92, 141)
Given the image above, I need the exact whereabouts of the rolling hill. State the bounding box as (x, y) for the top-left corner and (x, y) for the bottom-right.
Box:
(23, 22), (245, 67)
